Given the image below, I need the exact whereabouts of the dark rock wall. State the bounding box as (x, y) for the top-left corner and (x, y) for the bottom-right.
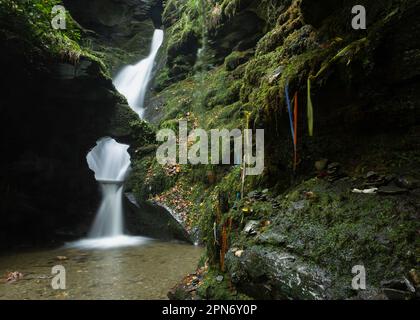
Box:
(63, 0), (163, 74)
(0, 5), (141, 248)
(144, 0), (420, 299)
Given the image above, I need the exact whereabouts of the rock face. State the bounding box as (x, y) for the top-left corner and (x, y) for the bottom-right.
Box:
(225, 246), (332, 300)
(0, 15), (140, 247)
(144, 0), (420, 300)
(225, 177), (419, 300)
(124, 194), (192, 243)
(63, 0), (163, 73)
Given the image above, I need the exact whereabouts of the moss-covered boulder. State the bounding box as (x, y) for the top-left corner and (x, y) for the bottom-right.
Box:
(225, 176), (419, 299)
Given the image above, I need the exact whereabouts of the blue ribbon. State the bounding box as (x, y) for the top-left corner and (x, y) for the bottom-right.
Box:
(285, 82), (295, 143)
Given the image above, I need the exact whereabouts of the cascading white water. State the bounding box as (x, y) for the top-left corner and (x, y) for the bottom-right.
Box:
(68, 31), (164, 250)
(89, 183), (124, 237)
(86, 137), (131, 183)
(113, 29), (164, 118)
(68, 138), (150, 249)
(86, 137), (130, 238)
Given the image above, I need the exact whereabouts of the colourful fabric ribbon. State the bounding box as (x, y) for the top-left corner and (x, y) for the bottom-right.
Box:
(285, 82), (295, 142)
(293, 91), (298, 171)
(307, 77), (314, 136)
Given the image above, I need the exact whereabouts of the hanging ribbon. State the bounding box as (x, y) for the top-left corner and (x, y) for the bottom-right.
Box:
(285, 82), (299, 172)
(241, 112), (251, 199)
(293, 92), (298, 171)
(285, 82), (295, 142)
(307, 77), (314, 136)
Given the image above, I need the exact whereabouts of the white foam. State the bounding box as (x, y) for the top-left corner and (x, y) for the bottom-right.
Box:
(66, 235), (153, 250)
(113, 29), (164, 118)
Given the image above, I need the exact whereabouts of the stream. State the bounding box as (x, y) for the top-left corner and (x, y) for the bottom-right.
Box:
(0, 241), (202, 300)
(0, 28), (201, 300)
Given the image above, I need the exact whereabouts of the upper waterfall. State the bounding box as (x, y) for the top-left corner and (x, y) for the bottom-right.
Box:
(113, 29), (164, 118)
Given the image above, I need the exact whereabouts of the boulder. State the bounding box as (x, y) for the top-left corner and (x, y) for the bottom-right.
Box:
(225, 246), (332, 300)
(124, 194), (192, 243)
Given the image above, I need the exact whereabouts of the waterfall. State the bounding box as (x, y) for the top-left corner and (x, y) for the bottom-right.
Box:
(86, 138), (131, 238)
(68, 138), (149, 249)
(68, 31), (163, 250)
(86, 137), (130, 238)
(113, 29), (164, 118)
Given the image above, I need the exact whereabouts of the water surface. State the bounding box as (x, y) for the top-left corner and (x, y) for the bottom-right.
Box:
(0, 241), (202, 300)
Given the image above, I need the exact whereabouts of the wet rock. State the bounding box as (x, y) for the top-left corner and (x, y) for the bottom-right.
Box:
(53, 60), (93, 80)
(63, 0), (159, 71)
(315, 159), (329, 171)
(271, 200), (281, 209)
(364, 171), (387, 187)
(247, 190), (268, 201)
(167, 285), (193, 300)
(381, 278), (416, 294)
(225, 246), (332, 300)
(256, 231), (287, 246)
(385, 174), (397, 183)
(378, 185), (408, 195)
(243, 220), (260, 236)
(225, 51), (251, 71)
(396, 175), (420, 190)
(353, 289), (387, 300)
(327, 162), (340, 171)
(326, 162), (345, 182)
(124, 195), (192, 243)
(382, 288), (413, 300)
(366, 171), (378, 179)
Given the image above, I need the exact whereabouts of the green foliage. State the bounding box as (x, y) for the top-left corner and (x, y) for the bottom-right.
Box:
(0, 0), (97, 65)
(129, 120), (156, 148)
(197, 268), (252, 300)
(129, 157), (177, 202)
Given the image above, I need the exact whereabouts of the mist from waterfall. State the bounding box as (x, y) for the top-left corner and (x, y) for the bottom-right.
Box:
(113, 29), (164, 118)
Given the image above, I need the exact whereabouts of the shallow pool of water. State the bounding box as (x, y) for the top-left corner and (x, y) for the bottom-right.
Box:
(0, 241), (202, 300)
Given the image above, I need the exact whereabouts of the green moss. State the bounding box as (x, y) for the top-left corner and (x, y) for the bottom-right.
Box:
(224, 50), (251, 71)
(0, 0), (109, 74)
(134, 1), (419, 298)
(197, 268), (252, 300)
(257, 178), (419, 288)
(129, 157), (177, 202)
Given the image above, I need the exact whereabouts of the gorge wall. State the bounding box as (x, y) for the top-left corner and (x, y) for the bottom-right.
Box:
(0, 0), (418, 300)
(137, 0), (420, 299)
(0, 1), (150, 247)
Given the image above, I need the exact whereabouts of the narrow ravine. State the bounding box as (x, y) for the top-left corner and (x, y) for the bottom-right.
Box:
(0, 13), (202, 299)
(0, 0), (418, 302)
